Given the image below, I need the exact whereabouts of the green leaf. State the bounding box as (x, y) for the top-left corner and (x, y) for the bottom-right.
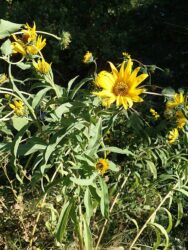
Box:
(83, 215), (93, 250)
(70, 77), (92, 100)
(176, 188), (188, 197)
(70, 173), (98, 186)
(55, 102), (72, 119)
(87, 118), (102, 154)
(152, 225), (162, 250)
(67, 75), (79, 94)
(32, 86), (51, 109)
(0, 19), (22, 39)
(146, 160), (157, 179)
(98, 146), (134, 156)
(16, 62), (31, 70)
(12, 116), (28, 131)
(160, 207), (173, 233)
(55, 200), (73, 242)
(1, 39), (12, 55)
(84, 187), (93, 223)
(149, 222), (169, 250)
(99, 176), (109, 218)
(108, 160), (119, 172)
(175, 201), (183, 227)
(17, 137), (46, 156)
(10, 123), (30, 181)
(0, 143), (11, 152)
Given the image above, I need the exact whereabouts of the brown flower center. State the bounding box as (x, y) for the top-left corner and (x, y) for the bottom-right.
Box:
(113, 81), (128, 96)
(96, 162), (104, 170)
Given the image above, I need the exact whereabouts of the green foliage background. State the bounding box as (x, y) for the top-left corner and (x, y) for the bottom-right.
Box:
(1, 1), (188, 249)
(1, 0), (188, 86)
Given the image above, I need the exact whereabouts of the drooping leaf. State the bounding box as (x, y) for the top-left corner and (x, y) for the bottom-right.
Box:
(1, 39), (12, 55)
(12, 116), (28, 131)
(0, 19), (22, 39)
(83, 215), (93, 250)
(99, 176), (109, 218)
(55, 200), (73, 242)
(70, 173), (98, 186)
(84, 187), (93, 223)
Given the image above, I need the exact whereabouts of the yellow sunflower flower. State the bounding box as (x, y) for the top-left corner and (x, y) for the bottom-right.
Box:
(168, 128), (179, 144)
(26, 35), (46, 55)
(176, 111), (187, 129)
(9, 100), (25, 116)
(96, 159), (109, 175)
(93, 59), (148, 109)
(11, 41), (27, 55)
(166, 93), (184, 110)
(83, 51), (93, 63)
(0, 74), (8, 84)
(33, 58), (51, 74)
(22, 22), (37, 43)
(150, 108), (160, 120)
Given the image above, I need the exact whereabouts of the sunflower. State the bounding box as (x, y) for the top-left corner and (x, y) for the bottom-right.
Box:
(93, 58), (148, 109)
(96, 159), (109, 175)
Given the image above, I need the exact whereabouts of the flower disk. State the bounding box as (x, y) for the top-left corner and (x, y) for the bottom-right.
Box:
(96, 159), (109, 175)
(93, 58), (148, 109)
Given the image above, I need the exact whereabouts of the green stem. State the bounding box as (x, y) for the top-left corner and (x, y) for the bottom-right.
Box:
(13, 30), (61, 41)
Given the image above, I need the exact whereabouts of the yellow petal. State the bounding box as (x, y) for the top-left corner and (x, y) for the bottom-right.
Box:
(121, 98), (128, 109)
(119, 61), (125, 80)
(127, 67), (140, 85)
(96, 71), (115, 90)
(108, 62), (118, 78)
(93, 90), (115, 98)
(124, 58), (133, 81)
(9, 104), (16, 110)
(133, 73), (148, 88)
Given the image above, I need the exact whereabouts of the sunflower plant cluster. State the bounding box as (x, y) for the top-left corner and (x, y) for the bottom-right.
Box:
(1, 20), (188, 250)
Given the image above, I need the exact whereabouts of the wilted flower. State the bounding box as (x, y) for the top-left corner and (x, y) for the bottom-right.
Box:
(60, 31), (71, 49)
(96, 159), (109, 175)
(168, 128), (179, 144)
(9, 100), (25, 116)
(33, 58), (51, 74)
(93, 58), (148, 109)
